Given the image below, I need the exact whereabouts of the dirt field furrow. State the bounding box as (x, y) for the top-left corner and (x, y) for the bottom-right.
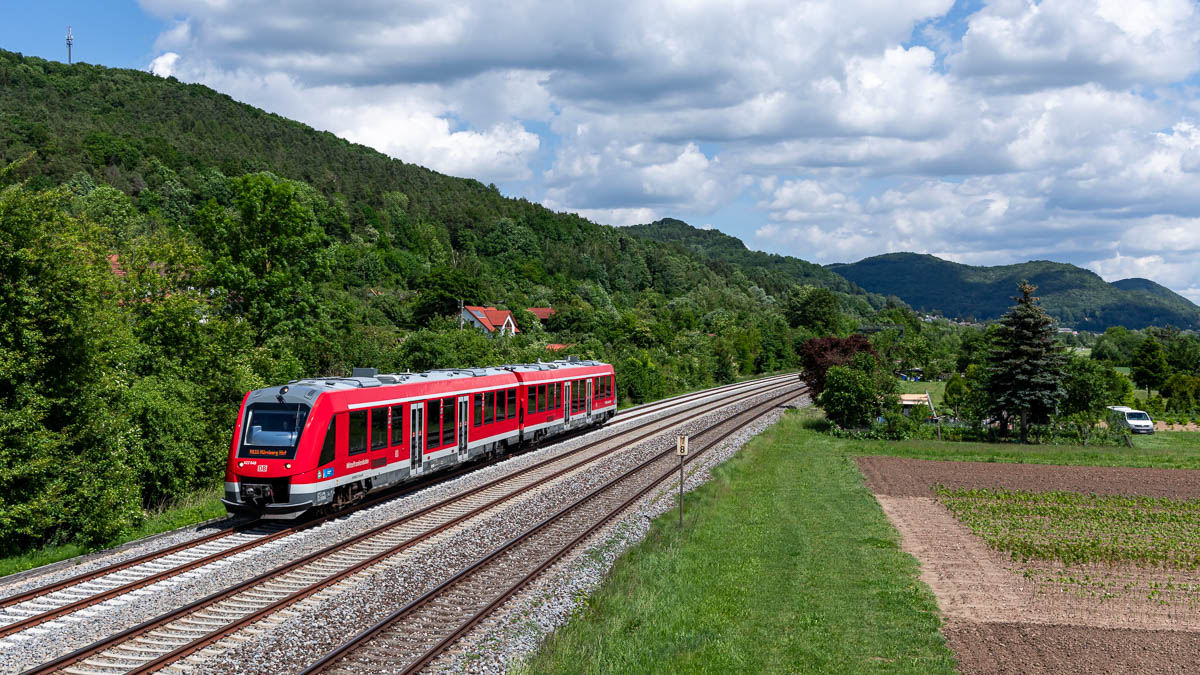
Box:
(859, 456), (1200, 499)
(860, 456), (1200, 674)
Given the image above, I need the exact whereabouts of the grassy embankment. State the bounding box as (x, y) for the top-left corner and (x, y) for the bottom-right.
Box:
(523, 411), (1200, 674)
(0, 487), (226, 578)
(521, 409), (958, 674)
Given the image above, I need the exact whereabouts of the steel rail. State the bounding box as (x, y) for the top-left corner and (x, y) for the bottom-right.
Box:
(0, 372), (789, 617)
(0, 374), (793, 639)
(23, 378), (795, 674)
(0, 456), (498, 640)
(305, 386), (803, 674)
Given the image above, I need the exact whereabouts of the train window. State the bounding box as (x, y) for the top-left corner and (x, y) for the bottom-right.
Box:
(474, 393), (483, 427)
(426, 401), (440, 451)
(390, 405), (404, 448)
(538, 384), (547, 412)
(441, 397), (456, 446)
(554, 383), (561, 409)
(370, 408), (388, 450)
(239, 402), (310, 459)
(496, 390), (505, 420)
(506, 389), (517, 419)
(527, 387), (535, 414)
(484, 391), (494, 425)
(318, 419), (336, 467)
(348, 410), (368, 456)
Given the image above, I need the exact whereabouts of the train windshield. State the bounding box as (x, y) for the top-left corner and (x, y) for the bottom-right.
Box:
(239, 403), (310, 459)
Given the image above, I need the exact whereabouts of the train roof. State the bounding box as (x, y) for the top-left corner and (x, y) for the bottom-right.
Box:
(248, 360), (612, 411)
(502, 359), (612, 381)
(284, 366), (516, 392)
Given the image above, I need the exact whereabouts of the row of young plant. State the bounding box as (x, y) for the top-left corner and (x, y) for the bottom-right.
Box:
(803, 282), (1137, 444)
(935, 486), (1200, 569)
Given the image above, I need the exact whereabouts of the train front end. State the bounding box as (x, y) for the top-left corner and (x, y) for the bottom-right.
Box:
(222, 384), (324, 519)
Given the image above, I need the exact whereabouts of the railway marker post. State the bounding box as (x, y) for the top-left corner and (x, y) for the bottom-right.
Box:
(676, 435), (688, 527)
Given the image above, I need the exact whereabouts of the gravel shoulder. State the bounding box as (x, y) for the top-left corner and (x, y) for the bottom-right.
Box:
(430, 394), (808, 674)
(177, 388), (802, 674)
(0, 386), (783, 674)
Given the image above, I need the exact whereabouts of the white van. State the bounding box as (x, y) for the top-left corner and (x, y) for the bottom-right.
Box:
(1106, 406), (1155, 435)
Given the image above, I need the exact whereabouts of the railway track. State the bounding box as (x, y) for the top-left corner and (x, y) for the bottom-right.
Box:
(304, 386), (803, 674)
(20, 377), (797, 674)
(0, 373), (793, 647)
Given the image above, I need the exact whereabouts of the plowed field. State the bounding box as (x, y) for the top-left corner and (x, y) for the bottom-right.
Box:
(859, 456), (1200, 674)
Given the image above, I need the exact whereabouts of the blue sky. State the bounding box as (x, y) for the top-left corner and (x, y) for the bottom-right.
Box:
(7, 1), (1200, 302)
(0, 2), (167, 69)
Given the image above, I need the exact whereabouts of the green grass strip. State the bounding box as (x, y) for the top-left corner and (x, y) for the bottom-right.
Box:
(0, 487), (227, 578)
(520, 410), (956, 674)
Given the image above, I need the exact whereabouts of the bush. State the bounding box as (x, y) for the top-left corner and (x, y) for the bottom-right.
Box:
(818, 366), (880, 429)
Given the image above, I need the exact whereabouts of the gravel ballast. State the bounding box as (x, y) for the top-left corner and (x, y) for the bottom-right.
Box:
(432, 394), (808, 674)
(184, 389), (802, 675)
(0, 382), (793, 674)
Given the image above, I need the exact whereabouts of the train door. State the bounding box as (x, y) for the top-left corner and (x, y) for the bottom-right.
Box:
(457, 395), (469, 461)
(409, 402), (424, 476)
(586, 379), (593, 418)
(563, 381), (572, 429)
(368, 407), (389, 470)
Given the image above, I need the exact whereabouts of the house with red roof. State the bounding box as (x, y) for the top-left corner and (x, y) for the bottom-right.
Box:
(526, 307), (556, 322)
(461, 306), (519, 336)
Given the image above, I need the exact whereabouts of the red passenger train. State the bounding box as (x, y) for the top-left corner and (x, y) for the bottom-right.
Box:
(222, 359), (617, 518)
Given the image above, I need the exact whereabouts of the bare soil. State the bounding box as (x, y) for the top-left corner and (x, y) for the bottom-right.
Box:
(943, 621), (1200, 675)
(1156, 422), (1200, 432)
(858, 456), (1200, 500)
(860, 456), (1200, 674)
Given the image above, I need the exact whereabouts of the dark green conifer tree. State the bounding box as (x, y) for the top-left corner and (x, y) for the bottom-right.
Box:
(1131, 335), (1170, 396)
(986, 282), (1066, 443)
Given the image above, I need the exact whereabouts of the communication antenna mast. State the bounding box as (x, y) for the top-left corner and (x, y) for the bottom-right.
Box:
(66, 26), (74, 64)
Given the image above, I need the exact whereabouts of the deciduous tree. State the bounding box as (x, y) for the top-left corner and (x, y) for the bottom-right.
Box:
(798, 334), (877, 395)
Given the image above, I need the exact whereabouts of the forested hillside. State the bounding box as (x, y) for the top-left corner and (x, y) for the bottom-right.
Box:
(828, 253), (1200, 330)
(0, 50), (863, 553)
(626, 218), (886, 315)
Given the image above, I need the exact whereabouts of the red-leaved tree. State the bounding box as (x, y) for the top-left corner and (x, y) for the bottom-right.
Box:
(798, 334), (878, 395)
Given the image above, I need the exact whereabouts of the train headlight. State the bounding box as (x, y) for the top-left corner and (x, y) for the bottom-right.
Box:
(285, 462), (292, 469)
(238, 461), (245, 468)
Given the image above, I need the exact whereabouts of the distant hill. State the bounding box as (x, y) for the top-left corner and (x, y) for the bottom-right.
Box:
(626, 218), (886, 312)
(1110, 278), (1195, 305)
(828, 253), (1200, 330)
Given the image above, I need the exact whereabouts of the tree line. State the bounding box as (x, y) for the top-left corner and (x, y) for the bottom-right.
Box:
(804, 283), (1141, 444)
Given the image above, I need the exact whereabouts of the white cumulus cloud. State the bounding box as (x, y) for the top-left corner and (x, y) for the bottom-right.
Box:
(136, 0), (1200, 300)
